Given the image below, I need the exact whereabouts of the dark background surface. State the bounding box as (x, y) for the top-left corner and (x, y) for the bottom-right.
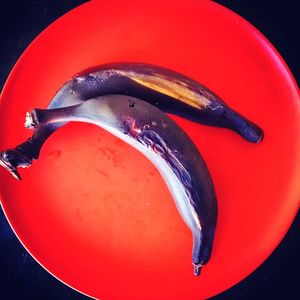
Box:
(0, 0), (299, 299)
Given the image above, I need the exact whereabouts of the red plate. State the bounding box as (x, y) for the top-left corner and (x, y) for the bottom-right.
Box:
(0, 0), (299, 299)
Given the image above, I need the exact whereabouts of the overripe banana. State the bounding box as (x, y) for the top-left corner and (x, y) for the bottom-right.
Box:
(0, 63), (263, 180)
(25, 95), (218, 276)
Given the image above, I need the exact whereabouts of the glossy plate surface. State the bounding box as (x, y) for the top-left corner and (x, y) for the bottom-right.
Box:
(0, 0), (299, 299)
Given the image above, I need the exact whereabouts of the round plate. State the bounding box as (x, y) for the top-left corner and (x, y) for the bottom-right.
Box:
(0, 0), (299, 299)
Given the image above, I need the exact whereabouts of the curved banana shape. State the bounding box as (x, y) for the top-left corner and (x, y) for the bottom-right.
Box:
(26, 95), (218, 276)
(0, 62), (263, 180)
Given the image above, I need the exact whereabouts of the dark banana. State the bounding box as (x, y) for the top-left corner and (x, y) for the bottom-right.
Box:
(0, 62), (263, 180)
(25, 95), (218, 276)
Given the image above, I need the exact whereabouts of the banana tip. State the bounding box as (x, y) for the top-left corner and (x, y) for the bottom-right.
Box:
(256, 130), (264, 144)
(0, 154), (22, 180)
(243, 126), (264, 144)
(193, 263), (202, 276)
(24, 111), (38, 129)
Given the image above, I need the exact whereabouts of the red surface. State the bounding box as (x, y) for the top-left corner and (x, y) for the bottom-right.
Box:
(0, 0), (299, 299)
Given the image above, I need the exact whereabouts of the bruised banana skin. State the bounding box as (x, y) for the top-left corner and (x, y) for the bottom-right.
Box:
(0, 63), (263, 180)
(26, 95), (218, 276)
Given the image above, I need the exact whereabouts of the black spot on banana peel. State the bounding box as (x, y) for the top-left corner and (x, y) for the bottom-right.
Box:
(26, 95), (218, 276)
(0, 63), (263, 180)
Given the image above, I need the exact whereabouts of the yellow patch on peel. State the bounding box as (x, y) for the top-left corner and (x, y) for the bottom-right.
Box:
(115, 70), (211, 109)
